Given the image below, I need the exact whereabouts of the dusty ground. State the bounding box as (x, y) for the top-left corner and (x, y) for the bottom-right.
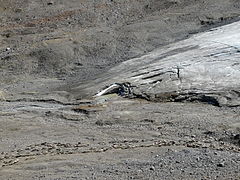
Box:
(1, 0), (240, 82)
(0, 96), (240, 179)
(0, 0), (240, 179)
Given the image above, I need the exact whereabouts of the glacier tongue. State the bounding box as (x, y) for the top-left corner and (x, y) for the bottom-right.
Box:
(76, 21), (240, 106)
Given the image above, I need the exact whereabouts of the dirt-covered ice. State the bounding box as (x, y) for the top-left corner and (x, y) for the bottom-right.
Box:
(0, 0), (240, 179)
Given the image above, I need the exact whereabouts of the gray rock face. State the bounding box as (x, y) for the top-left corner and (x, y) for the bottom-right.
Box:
(76, 21), (240, 106)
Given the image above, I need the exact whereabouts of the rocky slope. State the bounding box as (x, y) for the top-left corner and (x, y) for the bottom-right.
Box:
(0, 0), (240, 179)
(1, 0), (240, 83)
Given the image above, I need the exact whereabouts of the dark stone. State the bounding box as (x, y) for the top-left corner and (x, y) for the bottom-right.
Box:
(217, 163), (225, 167)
